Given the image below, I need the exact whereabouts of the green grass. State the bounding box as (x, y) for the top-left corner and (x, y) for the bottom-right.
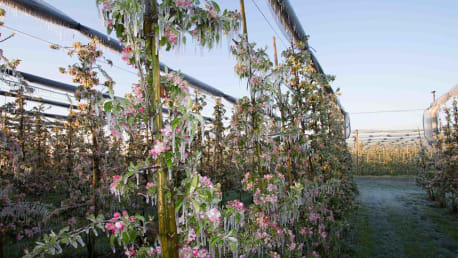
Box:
(346, 176), (458, 258)
(344, 205), (376, 258)
(386, 206), (456, 258)
(420, 200), (458, 242)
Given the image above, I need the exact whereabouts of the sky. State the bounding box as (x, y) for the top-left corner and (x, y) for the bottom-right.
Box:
(0, 0), (457, 131)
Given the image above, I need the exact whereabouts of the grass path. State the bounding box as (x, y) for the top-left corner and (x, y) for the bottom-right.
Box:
(347, 176), (458, 258)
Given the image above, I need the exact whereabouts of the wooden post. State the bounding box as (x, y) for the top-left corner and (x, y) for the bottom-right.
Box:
(273, 36), (279, 67)
(144, 1), (178, 257)
(240, 0), (248, 35)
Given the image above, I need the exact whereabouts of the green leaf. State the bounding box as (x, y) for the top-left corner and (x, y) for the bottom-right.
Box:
(160, 36), (167, 47)
(210, 237), (220, 246)
(211, 1), (220, 13)
(122, 231), (130, 243)
(110, 235), (115, 247)
(175, 198), (184, 212)
(129, 230), (137, 242)
(58, 226), (69, 235)
(190, 174), (199, 193)
(172, 118), (181, 130)
(104, 101), (112, 112)
(166, 151), (172, 169)
(192, 199), (201, 214)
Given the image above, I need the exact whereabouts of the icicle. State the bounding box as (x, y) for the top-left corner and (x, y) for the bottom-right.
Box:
(134, 16), (138, 36)
(210, 245), (215, 258)
(234, 242), (238, 258)
(180, 141), (185, 161)
(172, 129), (176, 153)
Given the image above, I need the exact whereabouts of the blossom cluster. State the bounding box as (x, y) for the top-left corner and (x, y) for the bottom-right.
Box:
(226, 200), (245, 212)
(104, 211), (135, 234)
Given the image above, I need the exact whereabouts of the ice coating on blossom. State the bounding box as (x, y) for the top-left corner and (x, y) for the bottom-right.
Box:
(150, 139), (169, 156)
(121, 46), (133, 63)
(205, 207), (220, 223)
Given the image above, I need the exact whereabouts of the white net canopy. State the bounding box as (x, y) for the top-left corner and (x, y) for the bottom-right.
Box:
(423, 84), (458, 144)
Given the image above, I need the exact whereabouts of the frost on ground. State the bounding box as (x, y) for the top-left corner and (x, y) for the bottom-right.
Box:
(347, 176), (458, 258)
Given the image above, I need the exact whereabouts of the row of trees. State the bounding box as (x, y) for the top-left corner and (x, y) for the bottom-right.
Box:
(417, 100), (457, 213)
(1, 1), (357, 257)
(351, 143), (422, 175)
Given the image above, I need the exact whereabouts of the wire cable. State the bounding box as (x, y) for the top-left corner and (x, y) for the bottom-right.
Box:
(249, 0), (289, 48)
(3, 25), (139, 76)
(2, 25), (71, 49)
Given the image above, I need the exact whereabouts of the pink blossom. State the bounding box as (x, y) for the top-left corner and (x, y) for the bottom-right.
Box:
(227, 200), (246, 212)
(199, 176), (213, 188)
(125, 247), (137, 258)
(147, 247), (158, 256)
(165, 29), (177, 44)
(114, 221), (125, 231)
(187, 228), (196, 243)
(110, 176), (121, 193)
(122, 210), (128, 216)
(150, 139), (169, 156)
(205, 207), (221, 223)
(175, 0), (192, 8)
(267, 183), (277, 192)
(161, 124), (173, 137)
(139, 106), (145, 113)
(111, 129), (122, 140)
(146, 182), (154, 188)
(113, 212), (121, 218)
(103, 0), (111, 10)
(105, 223), (112, 232)
(121, 46), (133, 63)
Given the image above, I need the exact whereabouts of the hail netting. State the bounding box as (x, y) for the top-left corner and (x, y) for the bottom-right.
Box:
(1, 0), (238, 105)
(265, 0), (351, 138)
(423, 84), (458, 143)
